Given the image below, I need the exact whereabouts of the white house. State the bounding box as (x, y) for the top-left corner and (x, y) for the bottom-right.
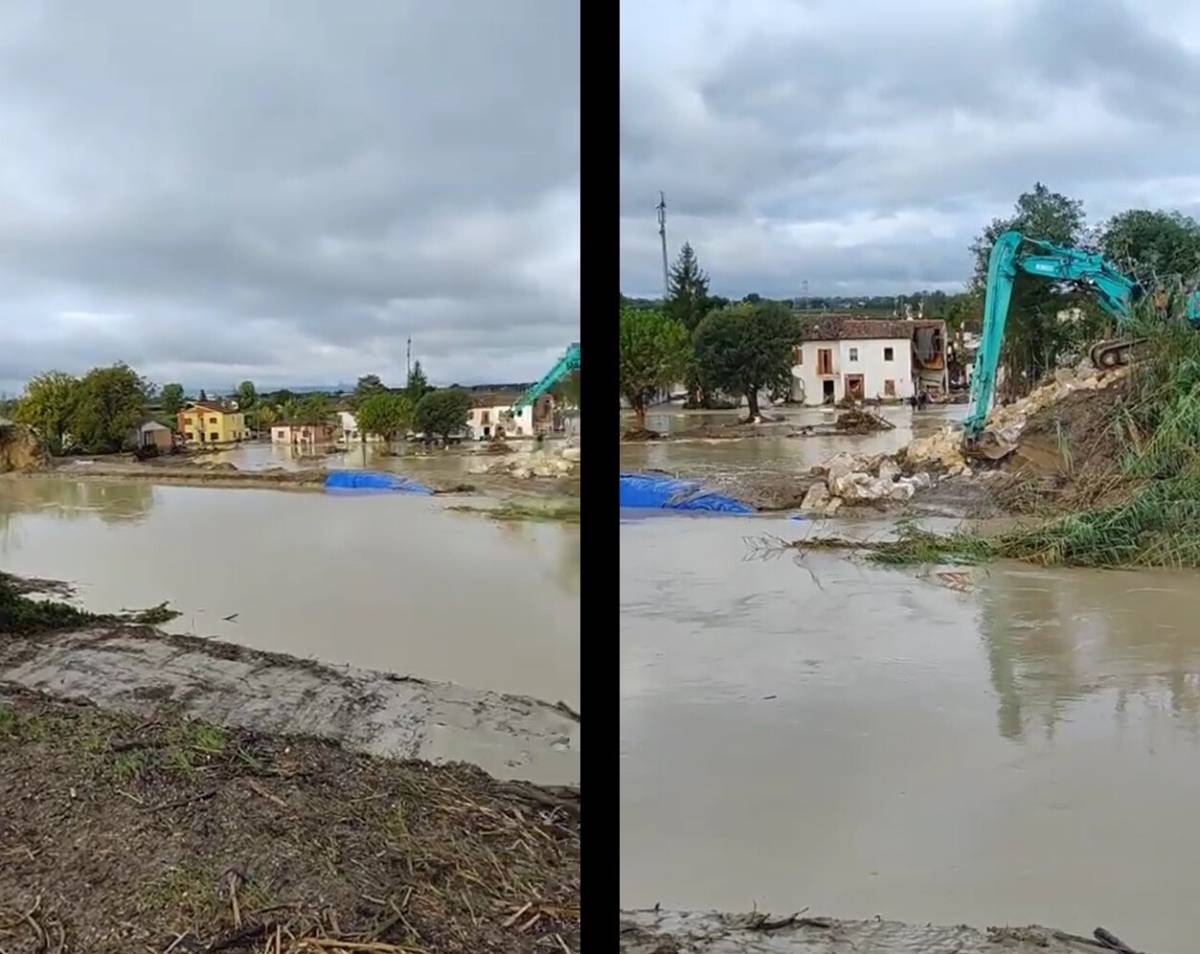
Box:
(336, 410), (384, 443)
(790, 316), (917, 405)
(464, 390), (555, 440)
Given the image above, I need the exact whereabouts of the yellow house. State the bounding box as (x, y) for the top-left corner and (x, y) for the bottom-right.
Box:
(177, 401), (248, 445)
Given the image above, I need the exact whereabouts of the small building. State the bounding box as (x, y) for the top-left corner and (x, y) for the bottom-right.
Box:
(790, 315), (949, 405)
(271, 422), (336, 446)
(131, 420), (174, 451)
(336, 410), (384, 443)
(463, 390), (555, 440)
(177, 401), (248, 445)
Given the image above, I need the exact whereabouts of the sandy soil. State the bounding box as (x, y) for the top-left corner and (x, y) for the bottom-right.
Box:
(620, 910), (1144, 953)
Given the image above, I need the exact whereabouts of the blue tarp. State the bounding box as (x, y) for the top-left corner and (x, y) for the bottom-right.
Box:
(619, 473), (754, 513)
(324, 470), (433, 495)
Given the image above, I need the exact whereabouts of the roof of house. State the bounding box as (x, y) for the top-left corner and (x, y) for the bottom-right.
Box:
(470, 390), (523, 408)
(185, 400), (238, 414)
(140, 421), (171, 432)
(797, 315), (948, 341)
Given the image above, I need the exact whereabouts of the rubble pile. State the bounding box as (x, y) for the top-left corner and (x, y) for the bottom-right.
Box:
(798, 451), (933, 516)
(906, 361), (1130, 474)
(835, 408), (895, 434)
(477, 445), (580, 480)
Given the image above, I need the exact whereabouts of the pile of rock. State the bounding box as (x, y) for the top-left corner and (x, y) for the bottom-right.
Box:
(906, 360), (1129, 473)
(798, 451), (933, 516)
(479, 444), (579, 480)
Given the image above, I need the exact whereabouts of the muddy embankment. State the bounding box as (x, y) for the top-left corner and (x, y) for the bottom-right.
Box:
(6, 452), (581, 501)
(621, 910), (1146, 954)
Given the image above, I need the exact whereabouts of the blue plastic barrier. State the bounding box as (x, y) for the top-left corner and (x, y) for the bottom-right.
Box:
(324, 470), (433, 495)
(619, 473), (754, 514)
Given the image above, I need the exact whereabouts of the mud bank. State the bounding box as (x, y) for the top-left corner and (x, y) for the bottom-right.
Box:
(620, 910), (1144, 953)
(0, 623), (579, 787)
(0, 688), (579, 953)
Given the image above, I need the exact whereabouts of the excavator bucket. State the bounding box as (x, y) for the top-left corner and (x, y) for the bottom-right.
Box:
(963, 431), (1016, 462)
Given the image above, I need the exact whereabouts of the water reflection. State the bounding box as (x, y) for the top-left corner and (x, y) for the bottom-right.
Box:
(977, 565), (1200, 740)
(0, 478), (155, 525)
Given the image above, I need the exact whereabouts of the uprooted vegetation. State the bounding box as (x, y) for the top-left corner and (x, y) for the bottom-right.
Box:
(0, 687), (580, 953)
(801, 309), (1200, 568)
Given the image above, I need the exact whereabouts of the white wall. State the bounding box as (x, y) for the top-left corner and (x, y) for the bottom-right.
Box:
(790, 338), (914, 405)
(337, 411), (384, 443)
(466, 404), (534, 439)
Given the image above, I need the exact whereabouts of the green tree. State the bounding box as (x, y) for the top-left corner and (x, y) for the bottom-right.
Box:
(405, 361), (432, 403)
(666, 242), (712, 331)
(69, 364), (150, 453)
(160, 383), (185, 418)
(1099, 209), (1200, 281)
(14, 371), (80, 454)
(253, 404), (279, 430)
(353, 374), (387, 408)
(236, 380), (257, 410)
(618, 306), (690, 430)
(295, 394), (334, 425)
(414, 388), (472, 444)
(355, 391), (413, 441)
(693, 302), (798, 420)
(970, 182), (1091, 397)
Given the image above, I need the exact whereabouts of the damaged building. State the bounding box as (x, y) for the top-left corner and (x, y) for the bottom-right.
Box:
(790, 315), (949, 405)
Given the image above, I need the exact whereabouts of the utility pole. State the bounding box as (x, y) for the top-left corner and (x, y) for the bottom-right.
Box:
(406, 337), (412, 379)
(656, 191), (669, 299)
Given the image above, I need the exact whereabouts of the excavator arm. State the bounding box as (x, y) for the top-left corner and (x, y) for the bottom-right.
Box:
(962, 231), (1141, 444)
(513, 343), (580, 411)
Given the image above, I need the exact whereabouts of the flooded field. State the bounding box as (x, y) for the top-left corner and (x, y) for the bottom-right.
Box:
(0, 478), (580, 707)
(620, 404), (964, 482)
(620, 510), (1200, 954)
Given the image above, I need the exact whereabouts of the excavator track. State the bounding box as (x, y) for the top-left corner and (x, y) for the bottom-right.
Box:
(1089, 337), (1147, 370)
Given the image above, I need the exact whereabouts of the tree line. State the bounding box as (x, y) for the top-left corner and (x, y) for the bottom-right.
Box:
(620, 186), (1200, 415)
(11, 358), (482, 453)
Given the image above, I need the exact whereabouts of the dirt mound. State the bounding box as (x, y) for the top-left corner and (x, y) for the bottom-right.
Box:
(835, 409), (894, 433)
(0, 424), (47, 473)
(485, 440), (514, 453)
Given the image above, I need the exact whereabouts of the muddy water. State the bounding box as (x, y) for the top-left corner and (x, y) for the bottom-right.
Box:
(620, 405), (963, 481)
(0, 478), (580, 707)
(621, 513), (1200, 954)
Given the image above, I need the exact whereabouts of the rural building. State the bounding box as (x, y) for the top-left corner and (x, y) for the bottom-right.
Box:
(336, 410), (384, 443)
(177, 401), (249, 445)
(790, 316), (948, 405)
(271, 422), (336, 445)
(131, 420), (174, 451)
(464, 390), (555, 440)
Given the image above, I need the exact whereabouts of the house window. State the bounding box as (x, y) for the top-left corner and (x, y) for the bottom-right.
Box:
(792, 346), (803, 365)
(481, 410), (490, 424)
(884, 347), (894, 361)
(185, 416), (194, 425)
(210, 432), (219, 441)
(185, 431), (194, 440)
(848, 347), (859, 362)
(884, 379), (896, 397)
(817, 348), (833, 375)
(209, 416), (218, 424)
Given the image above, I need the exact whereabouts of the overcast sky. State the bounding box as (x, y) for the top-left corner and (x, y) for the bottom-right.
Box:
(621, 0), (1200, 301)
(0, 2), (579, 396)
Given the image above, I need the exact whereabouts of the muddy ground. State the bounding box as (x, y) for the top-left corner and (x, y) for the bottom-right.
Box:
(6, 457), (580, 501)
(620, 910), (1147, 953)
(0, 620), (579, 787)
(0, 687), (579, 954)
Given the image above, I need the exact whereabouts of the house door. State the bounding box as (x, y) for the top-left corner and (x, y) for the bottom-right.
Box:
(846, 374), (865, 401)
(822, 380), (835, 404)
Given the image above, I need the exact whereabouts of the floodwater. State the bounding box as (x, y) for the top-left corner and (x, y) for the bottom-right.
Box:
(0, 478), (580, 707)
(621, 512), (1200, 954)
(620, 404), (964, 481)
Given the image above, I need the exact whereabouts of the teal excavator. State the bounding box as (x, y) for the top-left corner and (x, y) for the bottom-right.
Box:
(963, 230), (1200, 452)
(513, 342), (580, 412)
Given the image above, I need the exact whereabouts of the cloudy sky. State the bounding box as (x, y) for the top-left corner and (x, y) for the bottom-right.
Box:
(0, 2), (579, 396)
(621, 0), (1200, 301)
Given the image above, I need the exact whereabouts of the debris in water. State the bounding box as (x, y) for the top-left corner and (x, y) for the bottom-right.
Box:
(835, 409), (894, 433)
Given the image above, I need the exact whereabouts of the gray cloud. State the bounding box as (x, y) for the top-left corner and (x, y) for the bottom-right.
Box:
(0, 1), (579, 395)
(620, 0), (1200, 300)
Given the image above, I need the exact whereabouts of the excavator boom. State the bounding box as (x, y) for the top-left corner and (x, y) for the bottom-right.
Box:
(513, 343), (580, 411)
(963, 231), (1141, 444)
